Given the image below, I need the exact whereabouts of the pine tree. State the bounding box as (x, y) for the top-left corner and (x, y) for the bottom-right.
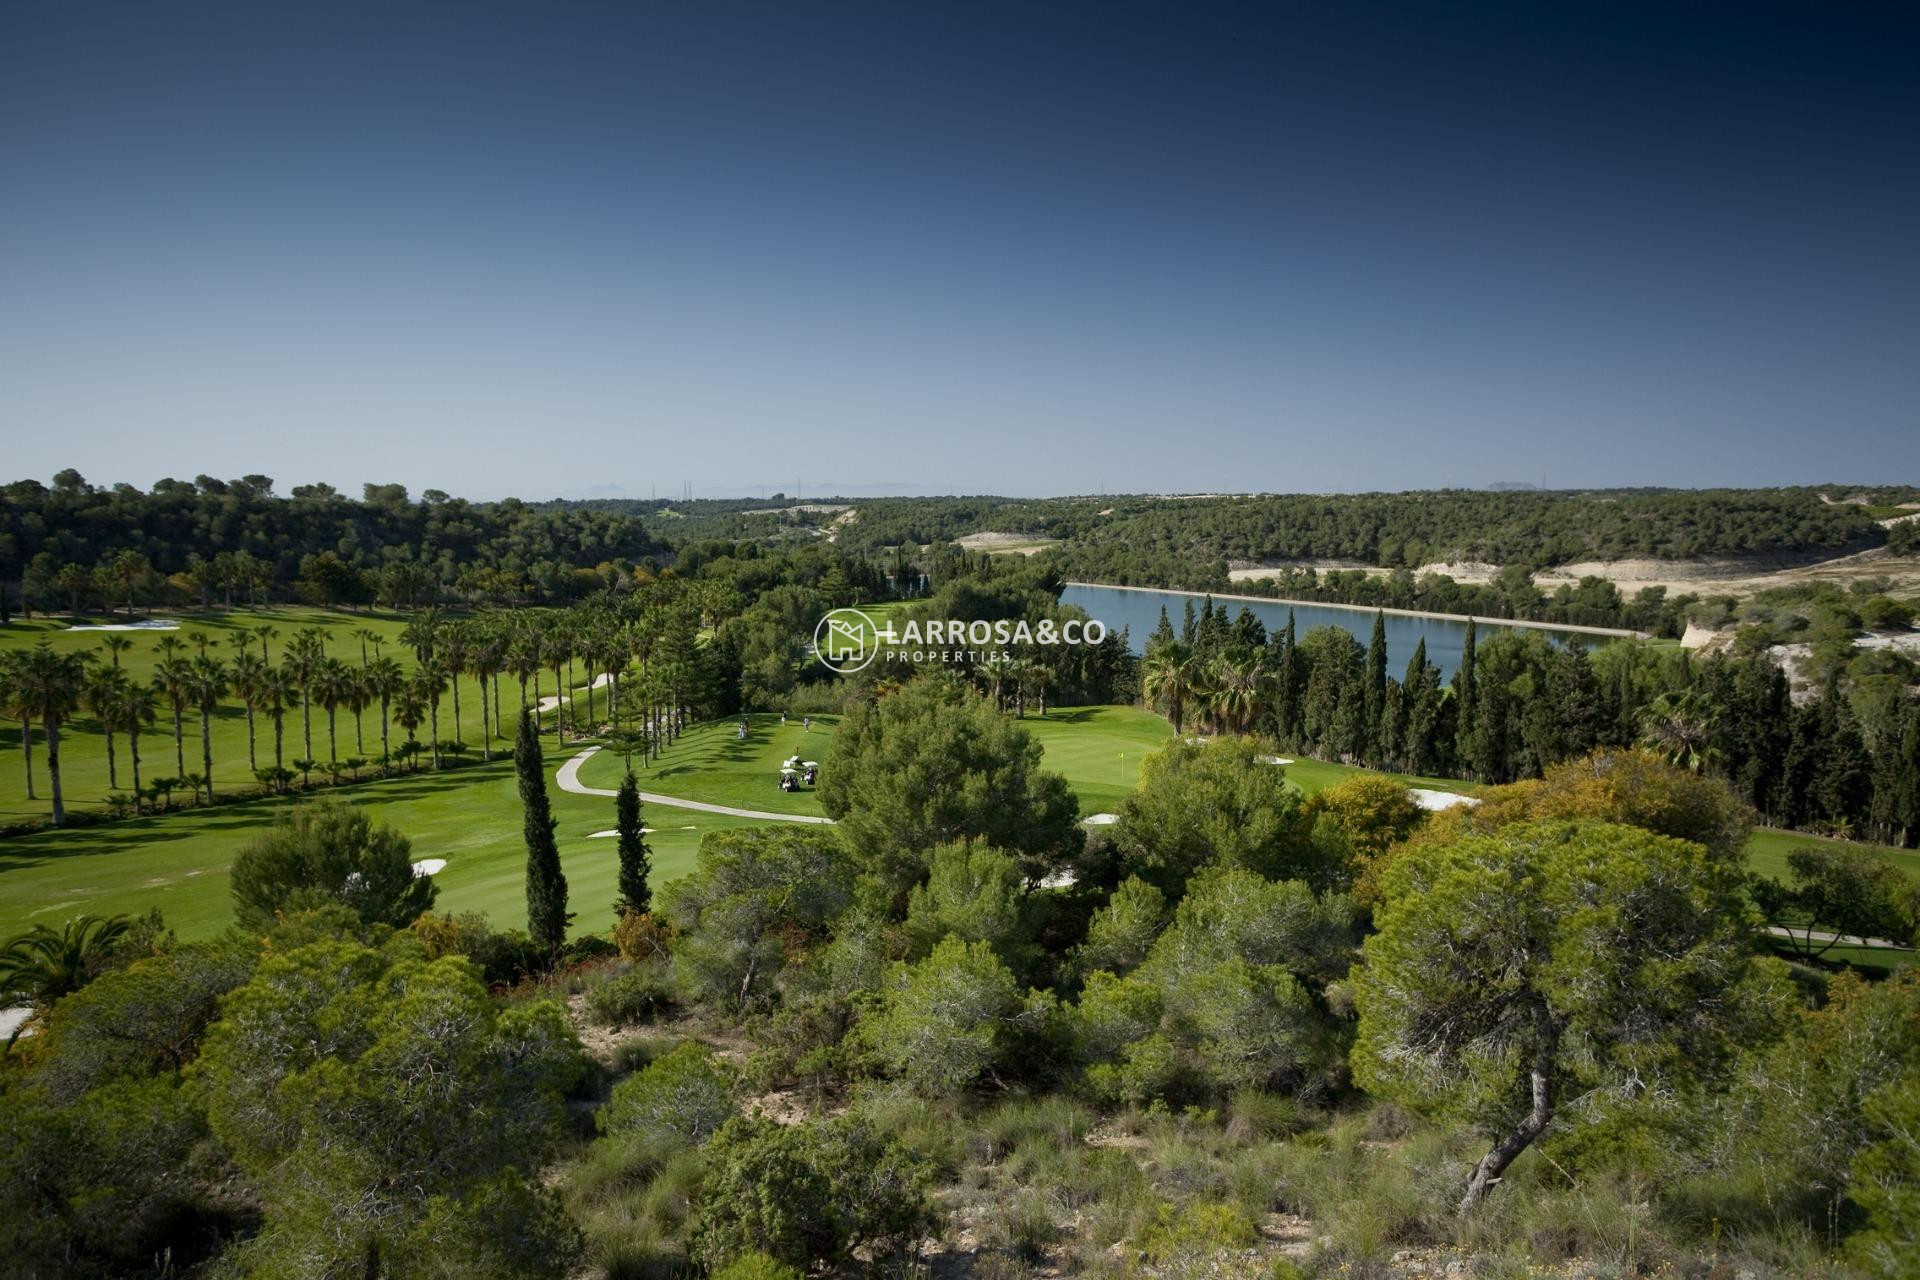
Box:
(1453, 621), (1478, 774)
(615, 769), (653, 916)
(516, 709), (571, 960)
(1180, 599), (1198, 646)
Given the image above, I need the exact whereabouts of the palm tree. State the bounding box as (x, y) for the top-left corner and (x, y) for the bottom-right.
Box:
(153, 654), (194, 778)
(364, 656), (404, 770)
(84, 664), (133, 791)
(1640, 689), (1723, 773)
(255, 665), (296, 772)
(466, 624), (505, 762)
(185, 628), (211, 658)
(345, 665), (370, 756)
(230, 651), (268, 771)
(1141, 641), (1198, 735)
(507, 629), (540, 716)
(0, 914), (132, 1012)
(415, 661), (447, 767)
(1209, 648), (1270, 736)
(108, 678), (156, 808)
(353, 627), (381, 670)
(283, 629), (327, 763)
(440, 621), (471, 747)
(393, 682), (428, 769)
(99, 633), (134, 670)
(546, 623), (573, 743)
(0, 652), (34, 801)
(10, 642), (93, 826)
(316, 656), (354, 764)
(185, 655), (228, 802)
(254, 624), (280, 664)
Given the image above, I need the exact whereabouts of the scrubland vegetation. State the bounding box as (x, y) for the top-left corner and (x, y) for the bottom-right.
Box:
(3, 478), (1919, 1279)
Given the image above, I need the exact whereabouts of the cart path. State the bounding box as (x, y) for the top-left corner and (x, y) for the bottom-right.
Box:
(536, 672), (616, 714)
(555, 746), (836, 824)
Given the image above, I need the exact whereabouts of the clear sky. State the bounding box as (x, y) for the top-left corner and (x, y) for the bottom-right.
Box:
(2, 1), (1915, 500)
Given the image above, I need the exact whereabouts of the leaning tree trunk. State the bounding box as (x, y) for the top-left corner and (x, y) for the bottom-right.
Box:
(104, 723), (119, 791)
(1459, 1020), (1559, 1214)
(129, 722), (143, 811)
(19, 717), (33, 800)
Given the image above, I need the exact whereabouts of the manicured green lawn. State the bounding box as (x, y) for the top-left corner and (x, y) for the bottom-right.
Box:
(6, 683), (1915, 949)
(1269, 756), (1480, 800)
(0, 749), (773, 942)
(1744, 825), (1920, 884)
(573, 704), (1179, 819)
(1019, 705), (1175, 814)
(576, 714), (838, 816)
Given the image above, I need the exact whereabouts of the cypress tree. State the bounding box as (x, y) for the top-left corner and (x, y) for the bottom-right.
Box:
(1896, 698), (1920, 848)
(1232, 606), (1267, 649)
(615, 769), (652, 916)
(1279, 609), (1301, 743)
(1812, 678), (1871, 830)
(1181, 598), (1198, 646)
(1363, 611), (1389, 762)
(1149, 606), (1176, 652)
(1453, 620), (1478, 773)
(516, 708), (571, 960)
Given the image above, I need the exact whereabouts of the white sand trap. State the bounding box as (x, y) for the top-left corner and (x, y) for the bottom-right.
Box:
(1082, 813), (1120, 825)
(66, 618), (180, 631)
(411, 859), (448, 876)
(1410, 788), (1479, 812)
(587, 828), (658, 838)
(1257, 755), (1295, 765)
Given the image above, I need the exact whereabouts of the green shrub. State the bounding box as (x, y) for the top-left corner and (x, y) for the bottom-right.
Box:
(410, 910), (542, 985)
(978, 1189), (1062, 1262)
(1135, 1201), (1258, 1272)
(585, 960), (676, 1027)
(599, 1042), (738, 1147)
(689, 1115), (934, 1270)
(712, 1251), (803, 1280)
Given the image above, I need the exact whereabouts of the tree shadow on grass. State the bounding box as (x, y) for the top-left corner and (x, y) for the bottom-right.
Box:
(0, 762), (519, 869)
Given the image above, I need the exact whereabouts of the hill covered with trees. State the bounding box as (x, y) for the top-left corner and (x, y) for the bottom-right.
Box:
(1, 471), (672, 611)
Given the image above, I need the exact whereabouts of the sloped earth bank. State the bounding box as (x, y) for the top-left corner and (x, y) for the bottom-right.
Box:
(1233, 547), (1920, 598)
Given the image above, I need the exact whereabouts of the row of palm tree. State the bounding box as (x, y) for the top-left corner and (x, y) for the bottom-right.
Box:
(1140, 639), (1275, 737)
(3, 595), (710, 827)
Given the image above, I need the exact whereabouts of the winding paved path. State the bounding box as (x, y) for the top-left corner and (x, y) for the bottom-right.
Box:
(555, 746), (836, 825)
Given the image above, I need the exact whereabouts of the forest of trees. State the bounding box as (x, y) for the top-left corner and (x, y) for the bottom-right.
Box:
(1, 471), (672, 611)
(1138, 594), (1920, 848)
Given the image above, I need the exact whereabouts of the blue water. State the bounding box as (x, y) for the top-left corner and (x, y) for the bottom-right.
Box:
(1061, 583), (1607, 681)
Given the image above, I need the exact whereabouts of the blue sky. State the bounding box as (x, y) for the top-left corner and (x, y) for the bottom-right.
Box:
(2, 1), (1915, 499)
